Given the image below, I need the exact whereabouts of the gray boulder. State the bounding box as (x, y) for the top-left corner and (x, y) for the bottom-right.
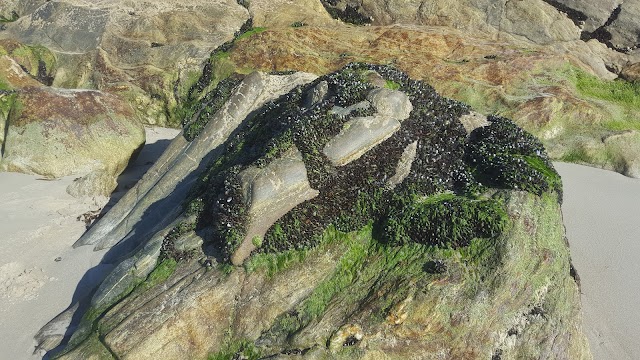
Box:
(621, 61), (640, 82)
(608, 1), (640, 51)
(233, 146), (319, 265)
(548, 0), (621, 32)
(323, 88), (412, 166)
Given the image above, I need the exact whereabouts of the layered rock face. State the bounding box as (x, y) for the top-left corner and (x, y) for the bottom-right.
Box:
(322, 0), (640, 53)
(0, 0), (250, 126)
(38, 65), (590, 359)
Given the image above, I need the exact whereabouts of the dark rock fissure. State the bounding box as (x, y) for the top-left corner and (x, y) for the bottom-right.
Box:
(492, 349), (503, 360)
(570, 262), (581, 289)
(579, 4), (629, 52)
(1, 97), (13, 157)
(320, 1), (372, 25)
(99, 335), (120, 360)
(36, 60), (54, 86)
(603, 4), (622, 27)
(541, 0), (588, 27)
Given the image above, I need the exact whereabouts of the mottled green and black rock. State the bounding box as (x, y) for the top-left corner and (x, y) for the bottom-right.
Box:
(40, 64), (590, 360)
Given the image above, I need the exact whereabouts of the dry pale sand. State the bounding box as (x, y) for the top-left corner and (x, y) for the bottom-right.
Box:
(555, 162), (640, 360)
(0, 127), (179, 359)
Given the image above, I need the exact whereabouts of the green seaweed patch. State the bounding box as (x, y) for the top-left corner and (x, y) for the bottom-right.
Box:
(384, 79), (401, 90)
(244, 244), (309, 277)
(383, 194), (507, 248)
(558, 146), (591, 164)
(0, 91), (16, 116)
(138, 258), (177, 292)
(0, 11), (19, 23)
(299, 226), (375, 319)
(235, 27), (267, 41)
(574, 67), (640, 109)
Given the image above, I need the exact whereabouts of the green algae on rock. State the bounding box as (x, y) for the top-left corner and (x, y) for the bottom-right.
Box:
(42, 64), (589, 359)
(0, 86), (145, 195)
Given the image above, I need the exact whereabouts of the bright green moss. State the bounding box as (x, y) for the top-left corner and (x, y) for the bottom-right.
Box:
(384, 79), (401, 90)
(0, 11), (18, 23)
(558, 146), (591, 163)
(139, 258), (177, 291)
(574, 68), (640, 109)
(235, 27), (267, 41)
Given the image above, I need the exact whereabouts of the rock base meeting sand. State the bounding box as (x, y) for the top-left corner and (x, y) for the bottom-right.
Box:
(0, 127), (179, 359)
(0, 138), (637, 359)
(555, 162), (640, 360)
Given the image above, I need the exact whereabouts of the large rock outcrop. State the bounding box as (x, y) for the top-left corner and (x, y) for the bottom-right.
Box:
(38, 64), (590, 359)
(322, 0), (640, 55)
(1, 85), (144, 183)
(216, 17), (640, 178)
(0, 40), (145, 196)
(547, 0), (640, 51)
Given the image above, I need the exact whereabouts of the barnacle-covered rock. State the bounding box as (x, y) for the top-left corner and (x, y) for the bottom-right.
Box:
(42, 64), (589, 360)
(232, 146), (319, 265)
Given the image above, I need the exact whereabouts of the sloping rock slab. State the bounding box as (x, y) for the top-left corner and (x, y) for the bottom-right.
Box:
(73, 71), (317, 253)
(232, 146), (319, 265)
(323, 88), (412, 166)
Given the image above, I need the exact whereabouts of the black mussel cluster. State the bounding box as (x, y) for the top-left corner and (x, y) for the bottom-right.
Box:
(465, 115), (562, 198)
(384, 195), (507, 248)
(165, 63), (560, 262)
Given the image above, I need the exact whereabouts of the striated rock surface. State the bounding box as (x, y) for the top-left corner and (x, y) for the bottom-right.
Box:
(41, 64), (590, 359)
(0, 0), (250, 126)
(3, 0), (640, 177)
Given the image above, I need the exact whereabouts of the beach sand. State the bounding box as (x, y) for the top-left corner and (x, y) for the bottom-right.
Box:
(555, 162), (640, 360)
(0, 127), (180, 359)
